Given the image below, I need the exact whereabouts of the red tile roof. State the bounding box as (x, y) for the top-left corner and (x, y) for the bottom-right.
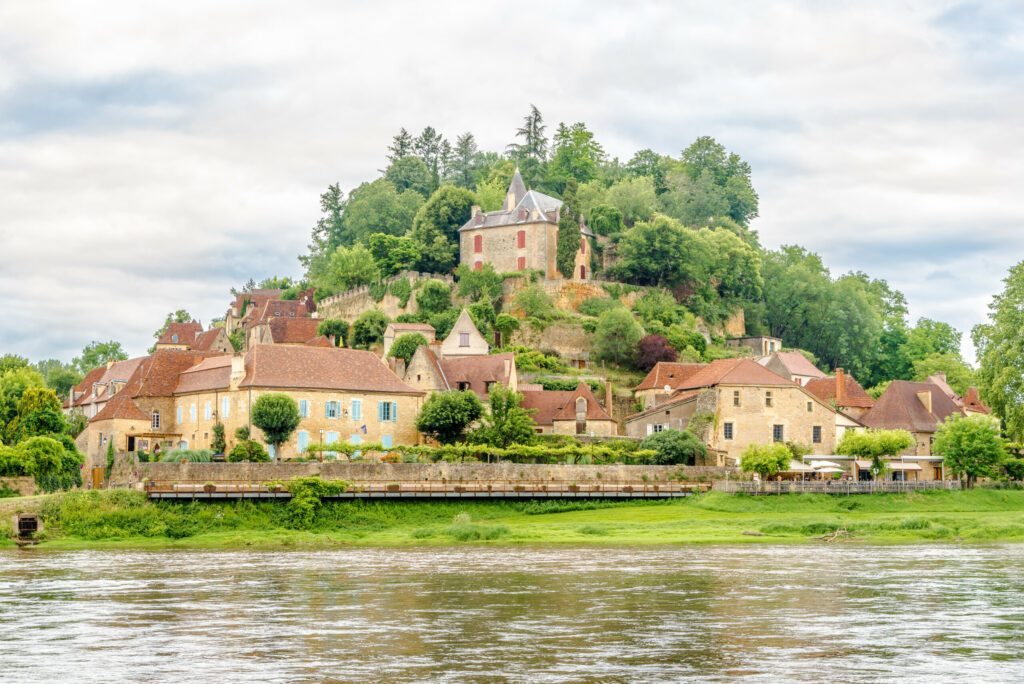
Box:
(860, 380), (964, 433)
(962, 387), (991, 414)
(232, 289), (283, 315)
(635, 362), (707, 391)
(676, 358), (796, 390)
(763, 351), (826, 379)
(239, 345), (421, 394)
(267, 317), (321, 344)
(520, 384), (613, 426)
(175, 356), (233, 394)
(805, 374), (875, 409)
(192, 328), (227, 351)
(389, 323), (436, 334)
(157, 321), (203, 346)
(439, 353), (515, 399)
(304, 335), (335, 348)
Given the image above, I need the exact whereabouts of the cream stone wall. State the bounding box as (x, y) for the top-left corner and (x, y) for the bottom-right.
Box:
(551, 418), (617, 437)
(460, 221), (554, 276)
(171, 387), (423, 459)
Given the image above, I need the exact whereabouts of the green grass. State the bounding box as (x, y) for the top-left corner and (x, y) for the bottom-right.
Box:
(11, 489), (1024, 550)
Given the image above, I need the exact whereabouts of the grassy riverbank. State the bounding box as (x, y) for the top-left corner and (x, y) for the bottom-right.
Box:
(4, 489), (1024, 549)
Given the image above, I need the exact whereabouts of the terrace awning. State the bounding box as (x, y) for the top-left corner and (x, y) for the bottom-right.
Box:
(786, 460), (817, 473)
(854, 459), (923, 471)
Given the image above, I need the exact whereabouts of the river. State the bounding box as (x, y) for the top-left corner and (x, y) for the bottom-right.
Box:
(0, 545), (1022, 682)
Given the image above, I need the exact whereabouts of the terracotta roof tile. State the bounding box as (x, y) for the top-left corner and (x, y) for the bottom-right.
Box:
(520, 384), (612, 426)
(192, 328), (227, 351)
(763, 351), (826, 379)
(267, 317), (321, 344)
(677, 358), (796, 390)
(175, 356), (233, 394)
(239, 345), (421, 394)
(860, 380), (963, 433)
(304, 335), (335, 348)
(157, 321), (203, 346)
(962, 387), (991, 414)
(439, 353), (514, 398)
(635, 362), (707, 391)
(805, 374), (874, 409)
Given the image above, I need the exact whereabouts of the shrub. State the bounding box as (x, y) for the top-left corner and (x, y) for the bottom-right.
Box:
(228, 440), (269, 462)
(415, 280), (452, 316)
(578, 297), (622, 318)
(514, 284), (554, 319)
(640, 429), (707, 465)
(160, 449), (214, 463)
(351, 309), (389, 349)
(593, 308), (644, 368)
(636, 334), (678, 372)
(456, 264), (503, 301)
(740, 443), (791, 478)
(494, 314), (520, 345)
(211, 423), (226, 454)
(317, 319), (349, 347)
(428, 309), (461, 339)
(388, 278), (413, 307)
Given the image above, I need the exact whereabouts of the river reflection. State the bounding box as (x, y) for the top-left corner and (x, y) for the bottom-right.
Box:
(1, 545), (1022, 682)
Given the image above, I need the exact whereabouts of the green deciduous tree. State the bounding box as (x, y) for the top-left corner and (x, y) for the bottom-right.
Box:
(933, 415), (1005, 487)
(351, 310), (389, 349)
(836, 429), (915, 478)
(73, 341), (127, 375)
(974, 262), (1024, 441)
(611, 215), (706, 288)
(388, 333), (429, 363)
(588, 204), (625, 236)
(605, 176), (658, 226)
(365, 233), (418, 277)
(342, 178), (424, 245)
(384, 156), (434, 197)
(547, 122), (605, 191)
(912, 353), (976, 396)
(514, 284), (554, 319)
(251, 393), (301, 458)
(415, 390), (484, 444)
(316, 319), (349, 347)
(6, 387), (66, 444)
(740, 443), (792, 478)
(312, 243), (380, 298)
(469, 385), (536, 448)
(409, 185), (477, 272)
(456, 263), (503, 302)
(32, 359), (82, 398)
(594, 308), (644, 368)
(0, 367), (45, 441)
(641, 429), (707, 465)
(415, 279), (452, 316)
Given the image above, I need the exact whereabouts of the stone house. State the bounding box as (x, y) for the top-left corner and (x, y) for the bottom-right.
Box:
(383, 322), (436, 357)
(634, 362), (707, 410)
(248, 317), (321, 347)
(224, 288), (316, 337)
(458, 169), (594, 280)
(804, 368), (874, 420)
(624, 358), (839, 465)
(440, 308), (490, 357)
(520, 383), (617, 436)
(155, 321), (232, 353)
(64, 357), (147, 419)
(726, 336), (783, 356)
(83, 345), (423, 468)
(757, 351), (826, 386)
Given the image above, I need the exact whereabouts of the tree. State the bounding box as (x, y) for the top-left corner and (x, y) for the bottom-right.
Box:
(73, 341), (127, 374)
(366, 233), (418, 277)
(973, 262), (1024, 441)
(341, 179), (424, 245)
(641, 429), (707, 465)
(228, 439), (270, 463)
(415, 279), (452, 317)
(413, 126), (451, 188)
(636, 334), (678, 372)
(556, 180), (582, 278)
(211, 422), (226, 454)
(594, 308), (644, 368)
(251, 393), (301, 458)
(903, 318), (962, 362)
(455, 263), (503, 302)
(152, 309), (194, 341)
(0, 355), (28, 375)
(408, 185), (477, 272)
(508, 104), (548, 161)
(514, 284), (554, 319)
(660, 167), (730, 227)
(475, 177), (506, 211)
(317, 319), (349, 347)
(388, 333), (428, 363)
(912, 353), (976, 396)
(415, 390), (484, 444)
(33, 359), (82, 398)
(5, 388), (65, 444)
(386, 127), (414, 163)
(605, 176), (658, 226)
(547, 122), (605, 190)
(626, 149), (675, 193)
(301, 183), (346, 275)
(313, 243), (380, 298)
(351, 310), (389, 349)
(449, 132), (481, 188)
(588, 204), (625, 237)
(933, 415), (1005, 487)
(740, 443), (792, 479)
(469, 385), (536, 448)
(611, 215), (706, 288)
(679, 136), (759, 226)
(836, 429), (914, 478)
(0, 367), (45, 440)
(384, 156), (434, 197)
(494, 314), (520, 346)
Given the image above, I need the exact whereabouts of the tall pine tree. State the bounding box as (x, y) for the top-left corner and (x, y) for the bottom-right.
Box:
(556, 180), (581, 278)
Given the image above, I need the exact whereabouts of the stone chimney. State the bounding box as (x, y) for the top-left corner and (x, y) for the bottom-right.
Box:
(471, 205), (481, 218)
(395, 358), (407, 378)
(605, 381), (613, 411)
(917, 389), (933, 415)
(503, 358), (511, 378)
(229, 353), (246, 390)
(835, 368), (846, 406)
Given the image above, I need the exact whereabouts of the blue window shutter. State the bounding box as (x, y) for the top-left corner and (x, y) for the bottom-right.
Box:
(381, 434), (393, 448)
(392, 402), (398, 423)
(377, 401), (384, 422)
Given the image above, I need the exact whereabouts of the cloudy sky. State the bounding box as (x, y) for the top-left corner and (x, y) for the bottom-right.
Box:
(1, 1), (1021, 363)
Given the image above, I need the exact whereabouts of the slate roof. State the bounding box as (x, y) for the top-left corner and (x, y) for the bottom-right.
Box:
(439, 352), (514, 399)
(859, 380), (964, 433)
(239, 345), (421, 394)
(805, 374), (875, 409)
(520, 383), (613, 426)
(636, 362), (707, 391)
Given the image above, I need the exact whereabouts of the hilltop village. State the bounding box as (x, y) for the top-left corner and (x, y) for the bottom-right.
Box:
(62, 170), (993, 484)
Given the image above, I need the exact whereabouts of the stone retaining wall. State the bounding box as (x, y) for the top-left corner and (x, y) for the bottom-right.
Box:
(0, 477), (36, 497)
(115, 461), (741, 487)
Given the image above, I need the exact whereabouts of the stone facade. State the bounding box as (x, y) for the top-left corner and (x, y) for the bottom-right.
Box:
(460, 221), (559, 277)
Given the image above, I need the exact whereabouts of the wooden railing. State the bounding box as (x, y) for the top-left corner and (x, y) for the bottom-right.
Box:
(712, 480), (961, 495)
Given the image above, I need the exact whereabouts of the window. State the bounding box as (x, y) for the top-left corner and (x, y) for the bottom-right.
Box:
(351, 399), (362, 421)
(459, 332), (470, 347)
(517, 230), (526, 248)
(473, 235), (483, 253)
(576, 397), (587, 415)
(765, 391), (773, 408)
(812, 426), (822, 444)
(517, 256), (526, 270)
(579, 265), (586, 279)
(176, 407), (183, 425)
(474, 261), (482, 271)
(378, 401), (398, 422)
(151, 411), (161, 430)
(222, 397), (230, 419)
(733, 390), (741, 407)
(381, 434), (393, 449)
(297, 430), (309, 453)
(299, 399), (309, 418)
(204, 401), (212, 420)
(190, 404), (197, 423)
(325, 430), (339, 446)
(648, 424), (665, 434)
(772, 424), (784, 442)
(326, 401), (339, 419)
(724, 422), (734, 440)
(457, 381), (470, 391)
(171, 334), (179, 343)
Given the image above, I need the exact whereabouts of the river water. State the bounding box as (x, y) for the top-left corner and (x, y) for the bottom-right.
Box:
(0, 545), (1022, 683)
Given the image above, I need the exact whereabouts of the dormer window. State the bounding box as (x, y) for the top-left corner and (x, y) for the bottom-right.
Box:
(171, 334), (179, 343)
(575, 397), (587, 415)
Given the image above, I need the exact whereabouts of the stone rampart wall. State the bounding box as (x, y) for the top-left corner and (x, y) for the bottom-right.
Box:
(0, 477), (36, 496)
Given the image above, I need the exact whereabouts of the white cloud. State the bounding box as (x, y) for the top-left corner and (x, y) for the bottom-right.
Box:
(0, 0), (1021, 363)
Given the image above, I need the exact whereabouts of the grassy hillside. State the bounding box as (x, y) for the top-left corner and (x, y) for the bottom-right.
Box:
(5, 489), (1024, 549)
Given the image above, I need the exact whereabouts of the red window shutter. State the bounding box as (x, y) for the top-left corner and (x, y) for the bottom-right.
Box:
(517, 256), (526, 270)
(474, 261), (482, 271)
(580, 239), (586, 254)
(473, 235), (482, 253)
(517, 230), (526, 248)
(579, 265), (586, 279)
